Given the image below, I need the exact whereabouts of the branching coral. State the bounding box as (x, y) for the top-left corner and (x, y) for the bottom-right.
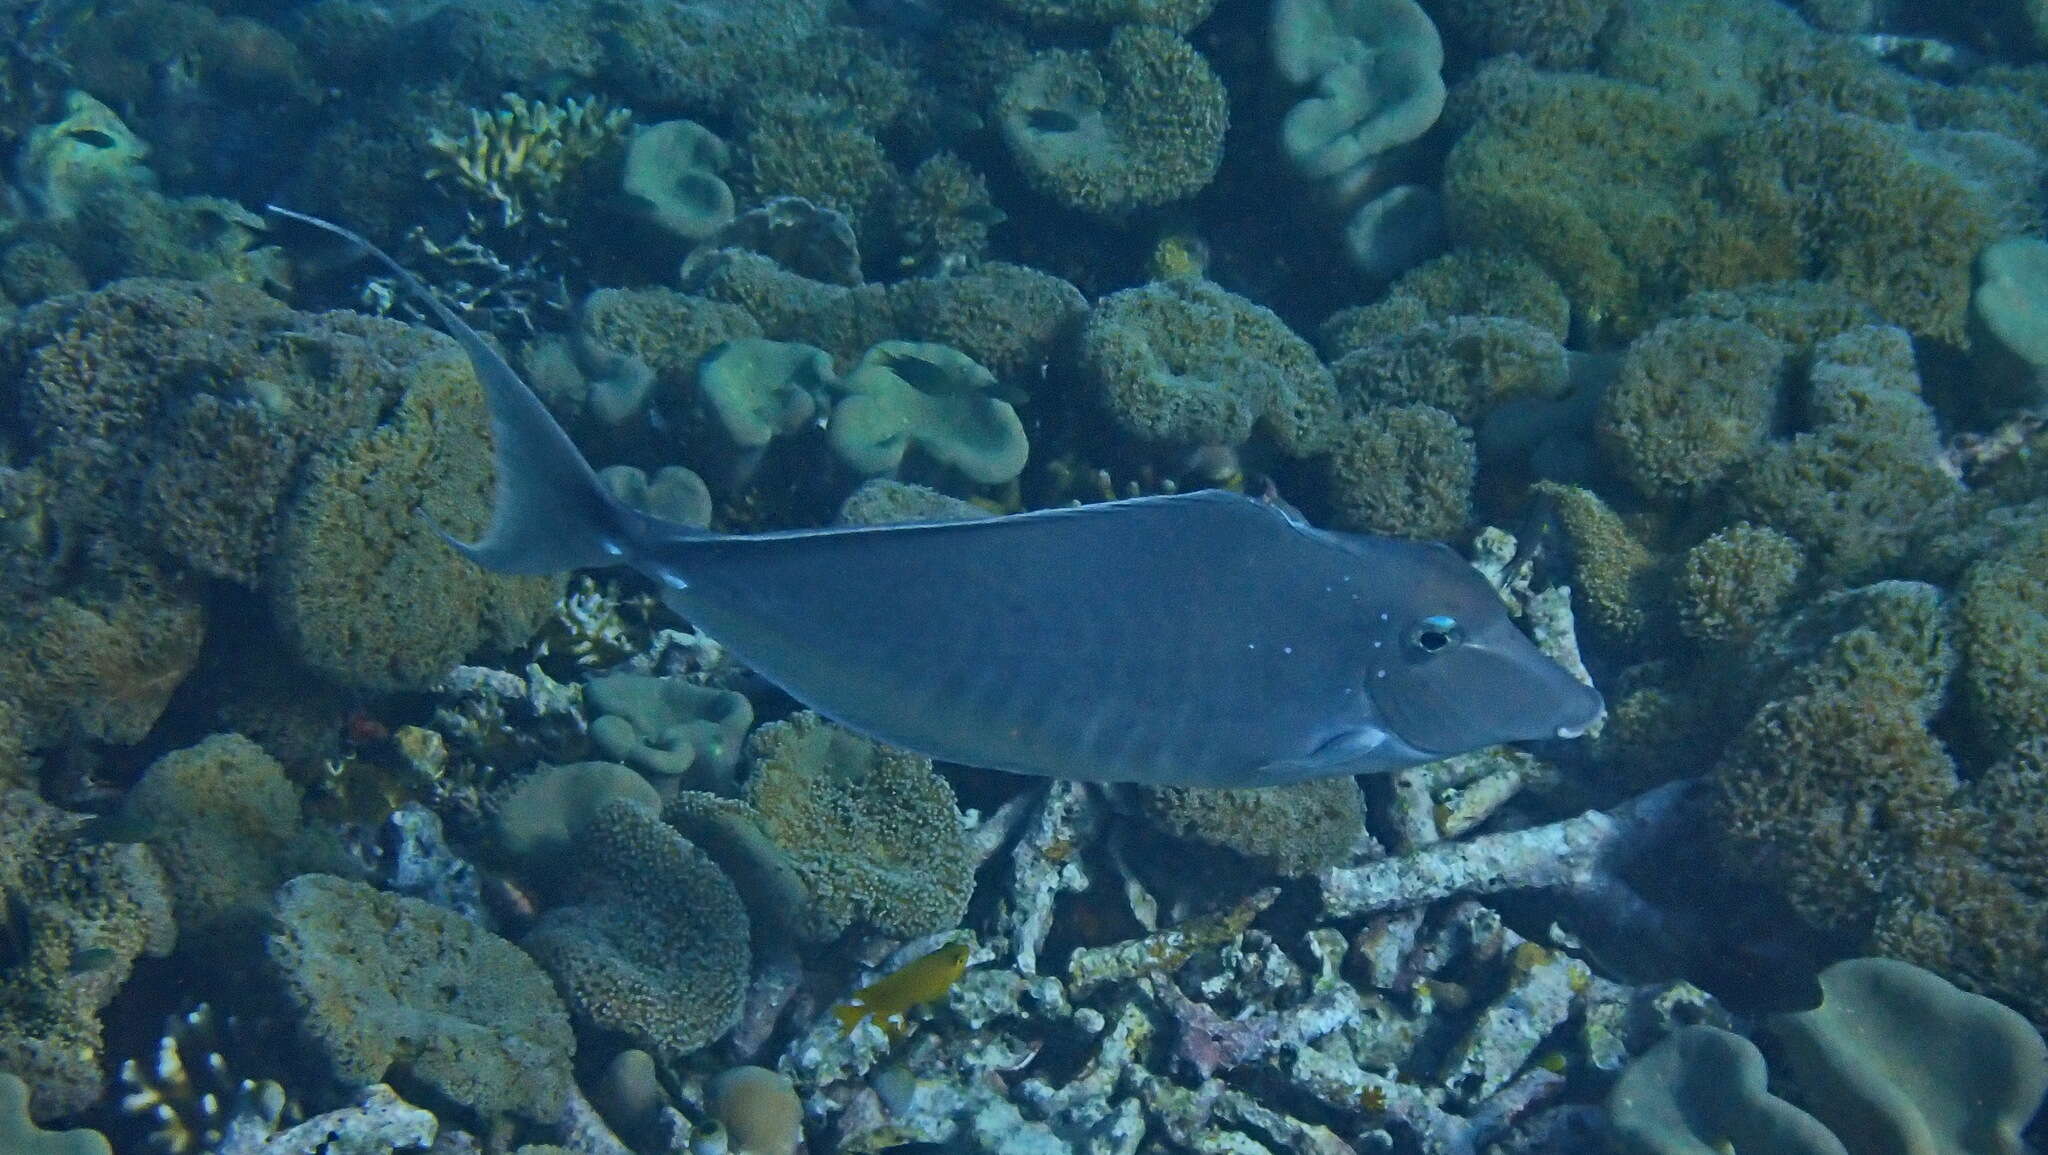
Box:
(425, 92), (630, 230)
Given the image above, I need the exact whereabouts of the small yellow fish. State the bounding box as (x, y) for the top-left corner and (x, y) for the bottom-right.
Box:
(832, 941), (970, 1039)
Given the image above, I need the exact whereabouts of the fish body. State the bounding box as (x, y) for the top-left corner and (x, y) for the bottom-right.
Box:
(833, 941), (971, 1038)
(270, 209), (1604, 787)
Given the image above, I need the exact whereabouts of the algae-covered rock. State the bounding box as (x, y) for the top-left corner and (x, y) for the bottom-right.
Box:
(120, 733), (346, 936)
(522, 800), (749, 1057)
(268, 874), (574, 1121)
(997, 26), (1226, 216)
(586, 672), (755, 793)
(1080, 278), (1339, 454)
(0, 790), (175, 1120)
(826, 340), (1029, 486)
(669, 712), (973, 942)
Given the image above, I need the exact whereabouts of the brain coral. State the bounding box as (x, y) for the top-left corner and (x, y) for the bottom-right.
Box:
(521, 800), (749, 1057)
(1080, 277), (1340, 454)
(0, 789), (175, 1120)
(269, 332), (559, 690)
(997, 26), (1226, 216)
(669, 711), (973, 942)
(268, 873), (574, 1121)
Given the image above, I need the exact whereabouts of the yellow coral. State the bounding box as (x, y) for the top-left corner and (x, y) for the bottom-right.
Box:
(426, 93), (631, 228)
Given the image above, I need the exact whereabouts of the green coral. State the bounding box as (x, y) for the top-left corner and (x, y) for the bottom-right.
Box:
(1080, 277), (1340, 454)
(1676, 524), (1804, 645)
(267, 873), (574, 1121)
(826, 341), (1029, 486)
(586, 673), (755, 793)
(1598, 317), (1788, 498)
(669, 711), (972, 942)
(695, 339), (829, 452)
(885, 263), (1086, 382)
(1133, 778), (1365, 877)
(120, 733), (345, 937)
(1318, 249), (1571, 353)
(1322, 404), (1475, 540)
(997, 26), (1226, 216)
(521, 800), (749, 1057)
(578, 287), (763, 409)
(0, 789), (175, 1120)
(1532, 482), (1663, 650)
(0, 1074), (109, 1155)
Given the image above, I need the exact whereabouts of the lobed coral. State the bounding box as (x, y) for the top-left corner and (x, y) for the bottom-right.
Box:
(826, 340), (1030, 487)
(1597, 317), (1788, 499)
(1322, 403), (1475, 540)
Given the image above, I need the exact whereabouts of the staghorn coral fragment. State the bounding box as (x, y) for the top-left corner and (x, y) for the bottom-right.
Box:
(1067, 887), (1279, 996)
(521, 800), (749, 1058)
(1320, 781), (1692, 918)
(1437, 943), (1589, 1104)
(212, 1084), (437, 1155)
(266, 874), (574, 1121)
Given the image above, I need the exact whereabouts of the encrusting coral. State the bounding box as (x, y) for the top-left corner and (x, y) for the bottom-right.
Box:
(266, 874), (575, 1122)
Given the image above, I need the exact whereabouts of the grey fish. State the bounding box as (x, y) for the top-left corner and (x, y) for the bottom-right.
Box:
(271, 208), (1604, 786)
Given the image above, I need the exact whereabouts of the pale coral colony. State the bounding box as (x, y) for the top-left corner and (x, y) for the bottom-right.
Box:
(4, 0), (2048, 1152)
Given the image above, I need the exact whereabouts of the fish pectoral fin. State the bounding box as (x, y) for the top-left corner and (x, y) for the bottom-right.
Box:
(1257, 727), (1404, 780)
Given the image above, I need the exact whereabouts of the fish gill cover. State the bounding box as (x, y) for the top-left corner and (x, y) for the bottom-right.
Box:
(0, 0), (2044, 1151)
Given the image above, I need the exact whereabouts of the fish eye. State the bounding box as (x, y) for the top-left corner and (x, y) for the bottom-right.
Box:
(1407, 615), (1462, 655)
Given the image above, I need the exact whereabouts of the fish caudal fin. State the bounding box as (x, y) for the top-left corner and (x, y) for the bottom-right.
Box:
(269, 207), (634, 575)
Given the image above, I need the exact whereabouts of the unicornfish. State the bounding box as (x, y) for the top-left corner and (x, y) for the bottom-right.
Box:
(270, 208), (1604, 787)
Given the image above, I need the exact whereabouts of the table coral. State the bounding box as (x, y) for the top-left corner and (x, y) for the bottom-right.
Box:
(671, 711), (973, 942)
(521, 800), (749, 1057)
(0, 789), (175, 1120)
(997, 26), (1226, 216)
(1080, 277), (1340, 454)
(266, 874), (574, 1122)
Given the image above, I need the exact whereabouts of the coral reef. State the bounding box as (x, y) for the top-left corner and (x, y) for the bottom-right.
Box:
(826, 341), (1030, 486)
(1323, 404), (1475, 540)
(670, 711), (973, 942)
(0, 790), (176, 1119)
(585, 672), (755, 793)
(620, 119), (734, 243)
(424, 93), (629, 230)
(1080, 277), (1340, 453)
(0, 1074), (109, 1155)
(266, 874), (575, 1121)
(1597, 317), (1787, 499)
(997, 26), (1227, 216)
(521, 800), (750, 1057)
